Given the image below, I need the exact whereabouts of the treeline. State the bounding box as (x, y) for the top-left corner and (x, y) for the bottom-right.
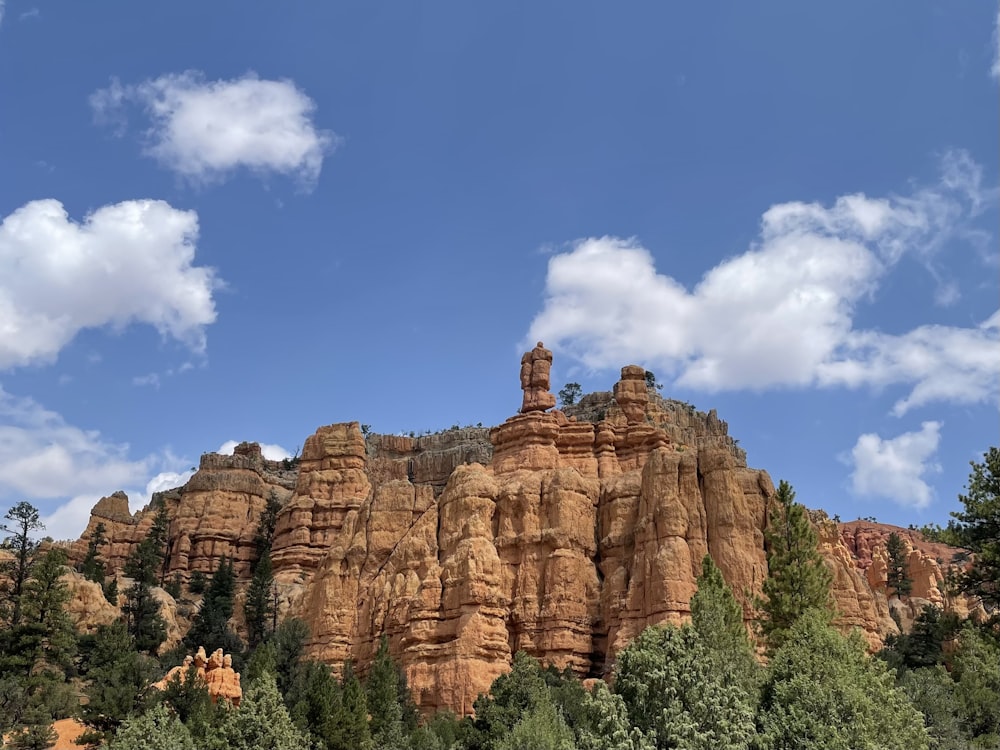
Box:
(0, 450), (998, 749)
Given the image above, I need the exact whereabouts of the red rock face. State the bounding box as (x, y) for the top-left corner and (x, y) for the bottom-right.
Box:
(65, 347), (977, 716)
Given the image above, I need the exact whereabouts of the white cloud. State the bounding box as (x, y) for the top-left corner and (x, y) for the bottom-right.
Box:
(992, 6), (1000, 79)
(132, 373), (161, 388)
(0, 199), (219, 369)
(91, 71), (338, 187)
(848, 422), (942, 509)
(217, 440), (291, 461)
(0, 387), (192, 540)
(528, 151), (999, 415)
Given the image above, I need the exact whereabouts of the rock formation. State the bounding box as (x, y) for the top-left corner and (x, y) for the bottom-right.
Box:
(65, 344), (978, 715)
(153, 646), (242, 706)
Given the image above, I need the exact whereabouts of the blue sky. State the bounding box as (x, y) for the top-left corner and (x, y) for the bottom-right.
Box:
(0, 2), (997, 540)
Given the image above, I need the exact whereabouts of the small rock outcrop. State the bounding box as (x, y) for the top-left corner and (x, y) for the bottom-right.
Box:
(153, 646), (242, 706)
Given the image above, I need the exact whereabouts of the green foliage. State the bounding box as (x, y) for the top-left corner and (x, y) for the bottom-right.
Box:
(107, 703), (195, 750)
(469, 651), (552, 749)
(886, 531), (913, 597)
(366, 635), (407, 749)
(268, 616), (310, 696)
(244, 551), (275, 649)
(897, 667), (967, 750)
(197, 671), (309, 750)
(947, 447), (1000, 610)
(187, 570), (206, 595)
(285, 658), (340, 747)
(575, 682), (653, 750)
(184, 557), (243, 657)
(5, 720), (57, 750)
(80, 521), (108, 587)
(951, 626), (1000, 746)
(79, 621), (158, 744)
(497, 698), (576, 750)
(251, 492), (282, 574)
(164, 572), (183, 600)
(1, 501), (44, 627)
(557, 383), (582, 407)
(103, 576), (119, 605)
(123, 502), (170, 587)
(690, 554), (758, 694)
(159, 665), (218, 740)
(122, 578), (166, 655)
(757, 480), (832, 651)
(880, 604), (960, 673)
(337, 661), (373, 750)
(643, 370), (663, 392)
(757, 610), (930, 750)
(20, 548), (77, 674)
(614, 624), (756, 750)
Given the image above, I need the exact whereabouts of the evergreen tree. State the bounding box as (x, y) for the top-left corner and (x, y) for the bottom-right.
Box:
(79, 621), (158, 744)
(211, 671), (309, 750)
(756, 610), (930, 750)
(20, 547), (77, 674)
(122, 577), (167, 654)
(757, 480), (832, 651)
(469, 651), (552, 749)
(366, 635), (407, 749)
(80, 521), (108, 587)
(107, 703), (196, 750)
(124, 501), (170, 586)
(880, 604), (960, 673)
(614, 624), (756, 750)
(497, 698), (577, 750)
(159, 664), (217, 740)
(331, 661), (373, 750)
(184, 557), (242, 656)
(690, 554), (758, 693)
(885, 532), (913, 597)
(187, 570), (206, 595)
(946, 447), (1000, 611)
(575, 682), (653, 750)
(897, 667), (967, 750)
(164, 572), (183, 600)
(286, 658), (341, 748)
(5, 719), (57, 750)
(1, 501), (44, 627)
(244, 550), (275, 649)
(952, 625), (1000, 746)
(251, 491), (282, 574)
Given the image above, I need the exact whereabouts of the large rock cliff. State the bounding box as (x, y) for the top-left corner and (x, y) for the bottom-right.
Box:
(66, 343), (973, 715)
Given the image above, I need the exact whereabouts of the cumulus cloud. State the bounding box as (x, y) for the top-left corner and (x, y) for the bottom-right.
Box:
(528, 151), (999, 415)
(91, 71), (338, 187)
(0, 387), (193, 540)
(217, 440), (291, 461)
(0, 199), (218, 369)
(848, 422), (943, 509)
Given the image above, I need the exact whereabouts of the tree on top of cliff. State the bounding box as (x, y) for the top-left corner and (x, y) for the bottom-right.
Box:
(757, 480), (833, 652)
(558, 382), (582, 407)
(690, 554), (758, 693)
(1, 501), (44, 627)
(885, 532), (913, 598)
(948, 447), (1000, 612)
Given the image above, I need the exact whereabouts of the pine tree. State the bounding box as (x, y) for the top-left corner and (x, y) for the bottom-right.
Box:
(251, 491), (282, 574)
(80, 521), (108, 587)
(330, 661), (372, 750)
(107, 703), (196, 750)
(124, 502), (170, 586)
(79, 621), (158, 744)
(1, 501), (44, 627)
(614, 624), (756, 750)
(947, 447), (1000, 610)
(757, 610), (930, 750)
(212, 671), (309, 750)
(757, 480), (832, 651)
(366, 635), (406, 750)
(123, 578), (167, 654)
(885, 532), (913, 597)
(244, 551), (275, 649)
(184, 557), (242, 655)
(690, 554), (758, 693)
(20, 548), (77, 674)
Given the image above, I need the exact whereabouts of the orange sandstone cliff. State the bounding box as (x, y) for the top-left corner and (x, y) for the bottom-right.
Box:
(66, 343), (974, 715)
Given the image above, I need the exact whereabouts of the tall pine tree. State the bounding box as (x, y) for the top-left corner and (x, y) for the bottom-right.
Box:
(1, 502), (44, 627)
(757, 480), (833, 651)
(185, 557), (243, 655)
